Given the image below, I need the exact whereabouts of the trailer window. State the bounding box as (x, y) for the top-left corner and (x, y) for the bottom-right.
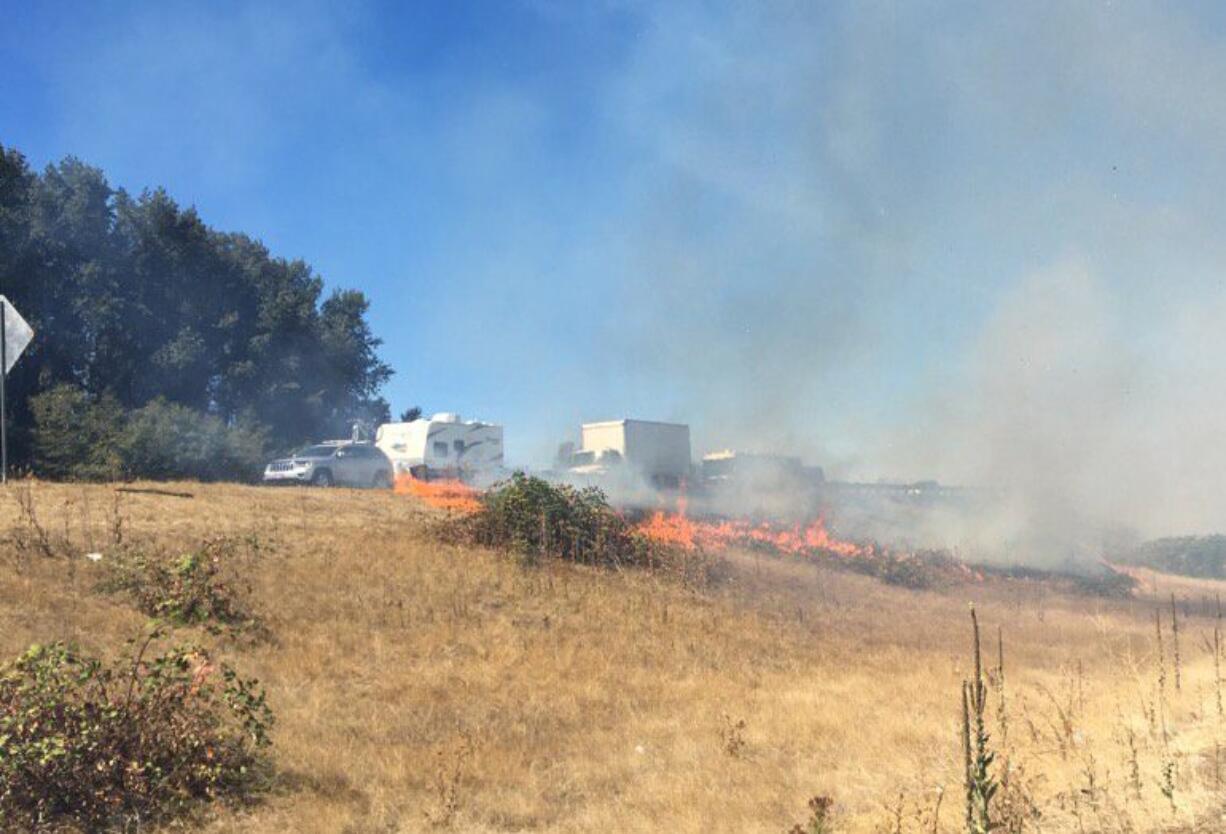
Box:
(433, 441), (448, 457)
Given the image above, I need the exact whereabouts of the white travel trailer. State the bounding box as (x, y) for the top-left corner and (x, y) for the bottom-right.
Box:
(375, 413), (503, 481)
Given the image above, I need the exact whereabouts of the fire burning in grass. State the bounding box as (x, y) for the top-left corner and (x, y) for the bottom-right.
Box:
(636, 497), (984, 588)
(636, 506), (864, 558)
(396, 475), (1126, 594)
(396, 473), (965, 587)
(636, 503), (1137, 593)
(394, 474), (482, 513)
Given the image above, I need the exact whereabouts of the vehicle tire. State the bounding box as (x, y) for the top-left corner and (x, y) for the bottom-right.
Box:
(311, 469), (334, 487)
(373, 470), (392, 489)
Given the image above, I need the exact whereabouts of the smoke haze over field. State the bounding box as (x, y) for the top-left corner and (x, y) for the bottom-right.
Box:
(883, 261), (1226, 559)
(9, 2), (1226, 557)
(594, 2), (1226, 558)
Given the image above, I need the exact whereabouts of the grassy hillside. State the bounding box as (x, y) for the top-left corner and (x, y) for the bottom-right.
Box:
(1119, 535), (1226, 580)
(1, 480), (1223, 832)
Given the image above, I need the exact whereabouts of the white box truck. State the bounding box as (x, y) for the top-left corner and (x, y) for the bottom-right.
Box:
(575, 419), (691, 487)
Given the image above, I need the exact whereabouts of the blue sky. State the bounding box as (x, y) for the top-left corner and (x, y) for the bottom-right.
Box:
(7, 1), (1226, 521)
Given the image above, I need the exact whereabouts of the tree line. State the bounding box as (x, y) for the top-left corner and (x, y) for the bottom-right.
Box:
(0, 143), (393, 480)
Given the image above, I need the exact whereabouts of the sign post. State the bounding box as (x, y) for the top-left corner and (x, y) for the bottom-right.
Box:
(2, 299), (7, 484)
(0, 297), (34, 485)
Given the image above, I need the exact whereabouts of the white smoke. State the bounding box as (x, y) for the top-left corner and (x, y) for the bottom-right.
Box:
(593, 2), (1226, 563)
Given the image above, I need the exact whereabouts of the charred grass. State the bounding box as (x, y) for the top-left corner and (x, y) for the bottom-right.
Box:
(1, 480), (1225, 832)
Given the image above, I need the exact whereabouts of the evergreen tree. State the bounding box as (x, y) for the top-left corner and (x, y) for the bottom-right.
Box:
(0, 143), (395, 479)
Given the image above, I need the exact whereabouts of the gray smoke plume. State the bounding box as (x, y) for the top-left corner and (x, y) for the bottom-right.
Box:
(586, 1), (1226, 564)
(880, 261), (1226, 565)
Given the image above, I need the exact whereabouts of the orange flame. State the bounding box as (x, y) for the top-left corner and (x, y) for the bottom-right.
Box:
(636, 507), (992, 586)
(394, 473), (482, 513)
(636, 508), (865, 558)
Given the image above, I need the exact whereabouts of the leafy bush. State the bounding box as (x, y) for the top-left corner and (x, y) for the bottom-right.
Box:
(465, 473), (658, 569)
(0, 637), (272, 831)
(29, 384), (124, 480)
(449, 474), (725, 587)
(99, 538), (264, 635)
(29, 385), (268, 482)
(117, 398), (267, 482)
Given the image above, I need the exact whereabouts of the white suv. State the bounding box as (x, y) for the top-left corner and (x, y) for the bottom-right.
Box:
(263, 443), (393, 488)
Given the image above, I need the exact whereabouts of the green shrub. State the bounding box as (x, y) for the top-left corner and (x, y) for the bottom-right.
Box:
(29, 385), (268, 482)
(29, 384), (124, 480)
(99, 538), (264, 635)
(0, 637), (272, 831)
(117, 399), (267, 482)
(464, 472), (660, 569)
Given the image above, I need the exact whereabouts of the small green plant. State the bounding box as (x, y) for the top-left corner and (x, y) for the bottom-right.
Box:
(0, 634), (273, 831)
(1215, 603), (1224, 721)
(788, 795), (834, 834)
(1155, 609), (1170, 746)
(1160, 759), (1176, 811)
(99, 537), (264, 635)
(961, 605), (999, 834)
(3, 481), (66, 571)
(925, 787), (945, 834)
(108, 489), (128, 547)
(1167, 594), (1182, 693)
(720, 713), (748, 758)
(425, 734), (472, 828)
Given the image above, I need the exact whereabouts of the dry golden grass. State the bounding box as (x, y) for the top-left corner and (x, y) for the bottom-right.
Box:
(2, 479), (1225, 833)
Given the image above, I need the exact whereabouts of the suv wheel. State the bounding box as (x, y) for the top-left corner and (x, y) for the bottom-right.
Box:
(311, 469), (334, 487)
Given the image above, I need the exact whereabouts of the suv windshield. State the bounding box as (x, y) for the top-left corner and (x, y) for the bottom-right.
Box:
(295, 446), (336, 458)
